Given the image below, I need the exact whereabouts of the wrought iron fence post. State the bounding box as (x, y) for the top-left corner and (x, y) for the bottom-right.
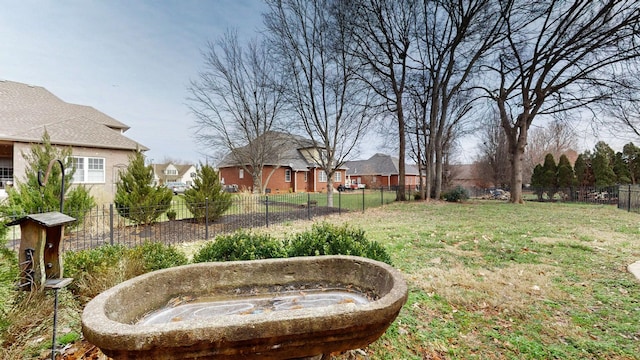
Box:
(109, 204), (114, 246)
(627, 185), (632, 212)
(265, 195), (269, 227)
(380, 186), (383, 205)
(307, 193), (311, 220)
(205, 197), (209, 240)
(362, 187), (365, 213)
(338, 190), (341, 215)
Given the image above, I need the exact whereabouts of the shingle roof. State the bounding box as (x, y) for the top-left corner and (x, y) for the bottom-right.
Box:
(345, 153), (419, 176)
(218, 131), (320, 171)
(0, 80), (146, 150)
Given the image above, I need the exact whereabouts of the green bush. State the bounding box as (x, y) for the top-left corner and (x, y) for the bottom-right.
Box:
(129, 241), (188, 271)
(285, 222), (392, 264)
(114, 151), (173, 225)
(64, 244), (129, 279)
(193, 231), (287, 262)
(442, 186), (469, 202)
(166, 209), (177, 221)
(183, 163), (232, 222)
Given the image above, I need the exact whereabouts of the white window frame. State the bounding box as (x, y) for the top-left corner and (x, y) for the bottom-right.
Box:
(319, 170), (327, 182)
(71, 156), (105, 184)
(334, 171), (341, 182)
(239, 168), (244, 179)
(285, 169), (292, 182)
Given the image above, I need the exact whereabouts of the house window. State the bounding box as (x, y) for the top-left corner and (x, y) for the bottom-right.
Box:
(165, 169), (178, 175)
(239, 169), (244, 179)
(304, 172), (308, 182)
(285, 169), (291, 182)
(319, 170), (327, 182)
(190, 172), (196, 178)
(72, 156), (105, 183)
(334, 172), (341, 182)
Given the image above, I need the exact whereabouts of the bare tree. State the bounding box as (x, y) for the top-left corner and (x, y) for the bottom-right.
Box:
(347, 0), (418, 201)
(482, 0), (640, 203)
(414, 0), (505, 200)
(188, 30), (286, 193)
(264, 0), (372, 206)
(524, 119), (578, 180)
(476, 112), (511, 189)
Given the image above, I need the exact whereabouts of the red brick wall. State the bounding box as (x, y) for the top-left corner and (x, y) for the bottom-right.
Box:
(220, 166), (345, 193)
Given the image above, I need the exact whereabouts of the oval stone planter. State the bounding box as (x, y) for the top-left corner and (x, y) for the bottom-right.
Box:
(82, 255), (407, 359)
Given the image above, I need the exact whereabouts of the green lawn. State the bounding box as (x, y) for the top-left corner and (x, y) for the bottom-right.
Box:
(2, 200), (639, 359)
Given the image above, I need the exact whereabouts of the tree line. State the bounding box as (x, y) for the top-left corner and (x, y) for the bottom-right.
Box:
(530, 141), (640, 201)
(189, 0), (640, 204)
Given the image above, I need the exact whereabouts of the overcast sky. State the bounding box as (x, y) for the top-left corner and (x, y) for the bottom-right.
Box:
(0, 0), (272, 164)
(1, 1), (634, 166)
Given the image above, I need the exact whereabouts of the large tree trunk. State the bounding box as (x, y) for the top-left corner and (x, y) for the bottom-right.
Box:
(326, 176), (334, 207)
(505, 115), (530, 204)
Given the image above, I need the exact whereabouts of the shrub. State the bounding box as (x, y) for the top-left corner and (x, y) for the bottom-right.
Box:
(285, 222), (392, 264)
(63, 245), (136, 301)
(193, 231), (287, 262)
(128, 241), (188, 272)
(183, 163), (232, 222)
(0, 132), (95, 228)
(114, 150), (173, 225)
(442, 186), (469, 202)
(166, 209), (177, 221)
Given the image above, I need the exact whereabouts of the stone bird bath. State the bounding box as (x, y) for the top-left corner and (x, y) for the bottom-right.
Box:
(82, 255), (408, 359)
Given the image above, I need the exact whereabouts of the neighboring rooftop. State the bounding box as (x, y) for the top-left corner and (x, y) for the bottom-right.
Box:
(345, 153), (419, 176)
(0, 80), (146, 150)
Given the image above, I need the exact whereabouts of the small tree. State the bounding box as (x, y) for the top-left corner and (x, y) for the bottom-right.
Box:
(541, 154), (558, 200)
(183, 163), (232, 222)
(114, 151), (173, 225)
(0, 132), (94, 227)
(530, 164), (545, 202)
(557, 154), (575, 200)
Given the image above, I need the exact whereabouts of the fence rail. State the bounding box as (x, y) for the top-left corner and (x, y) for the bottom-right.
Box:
(4, 187), (422, 252)
(617, 185), (640, 212)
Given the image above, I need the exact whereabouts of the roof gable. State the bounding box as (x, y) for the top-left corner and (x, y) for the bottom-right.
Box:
(345, 153), (419, 176)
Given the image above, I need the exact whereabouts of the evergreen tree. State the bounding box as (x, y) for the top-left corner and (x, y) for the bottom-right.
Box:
(622, 142), (640, 184)
(541, 153), (558, 200)
(114, 151), (173, 225)
(183, 163), (232, 222)
(574, 153), (594, 186)
(530, 164), (545, 201)
(0, 132), (95, 224)
(613, 152), (631, 184)
(592, 142), (616, 186)
(557, 154), (575, 188)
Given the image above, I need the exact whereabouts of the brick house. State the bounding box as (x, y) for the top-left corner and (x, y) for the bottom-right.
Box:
(344, 153), (423, 189)
(0, 80), (147, 203)
(217, 132), (346, 193)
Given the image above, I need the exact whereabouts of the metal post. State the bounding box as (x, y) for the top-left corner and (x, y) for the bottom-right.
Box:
(628, 185), (632, 212)
(380, 186), (383, 205)
(307, 193), (311, 220)
(265, 196), (269, 227)
(362, 187), (365, 213)
(205, 197), (209, 239)
(338, 190), (341, 215)
(109, 204), (114, 245)
(51, 288), (60, 360)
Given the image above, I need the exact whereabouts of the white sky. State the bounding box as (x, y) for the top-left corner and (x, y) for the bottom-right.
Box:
(1, 1), (634, 166)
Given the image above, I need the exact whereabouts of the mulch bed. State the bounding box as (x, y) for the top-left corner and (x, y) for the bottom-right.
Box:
(61, 205), (343, 251)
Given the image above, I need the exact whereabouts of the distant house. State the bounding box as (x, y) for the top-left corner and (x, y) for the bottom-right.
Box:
(217, 131), (346, 193)
(344, 153), (423, 189)
(0, 80), (147, 203)
(152, 163), (197, 187)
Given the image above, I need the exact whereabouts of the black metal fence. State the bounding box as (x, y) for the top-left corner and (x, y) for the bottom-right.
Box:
(4, 187), (423, 252)
(617, 185), (640, 212)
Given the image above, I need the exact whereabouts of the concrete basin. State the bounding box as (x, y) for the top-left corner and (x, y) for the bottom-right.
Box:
(81, 255), (408, 359)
